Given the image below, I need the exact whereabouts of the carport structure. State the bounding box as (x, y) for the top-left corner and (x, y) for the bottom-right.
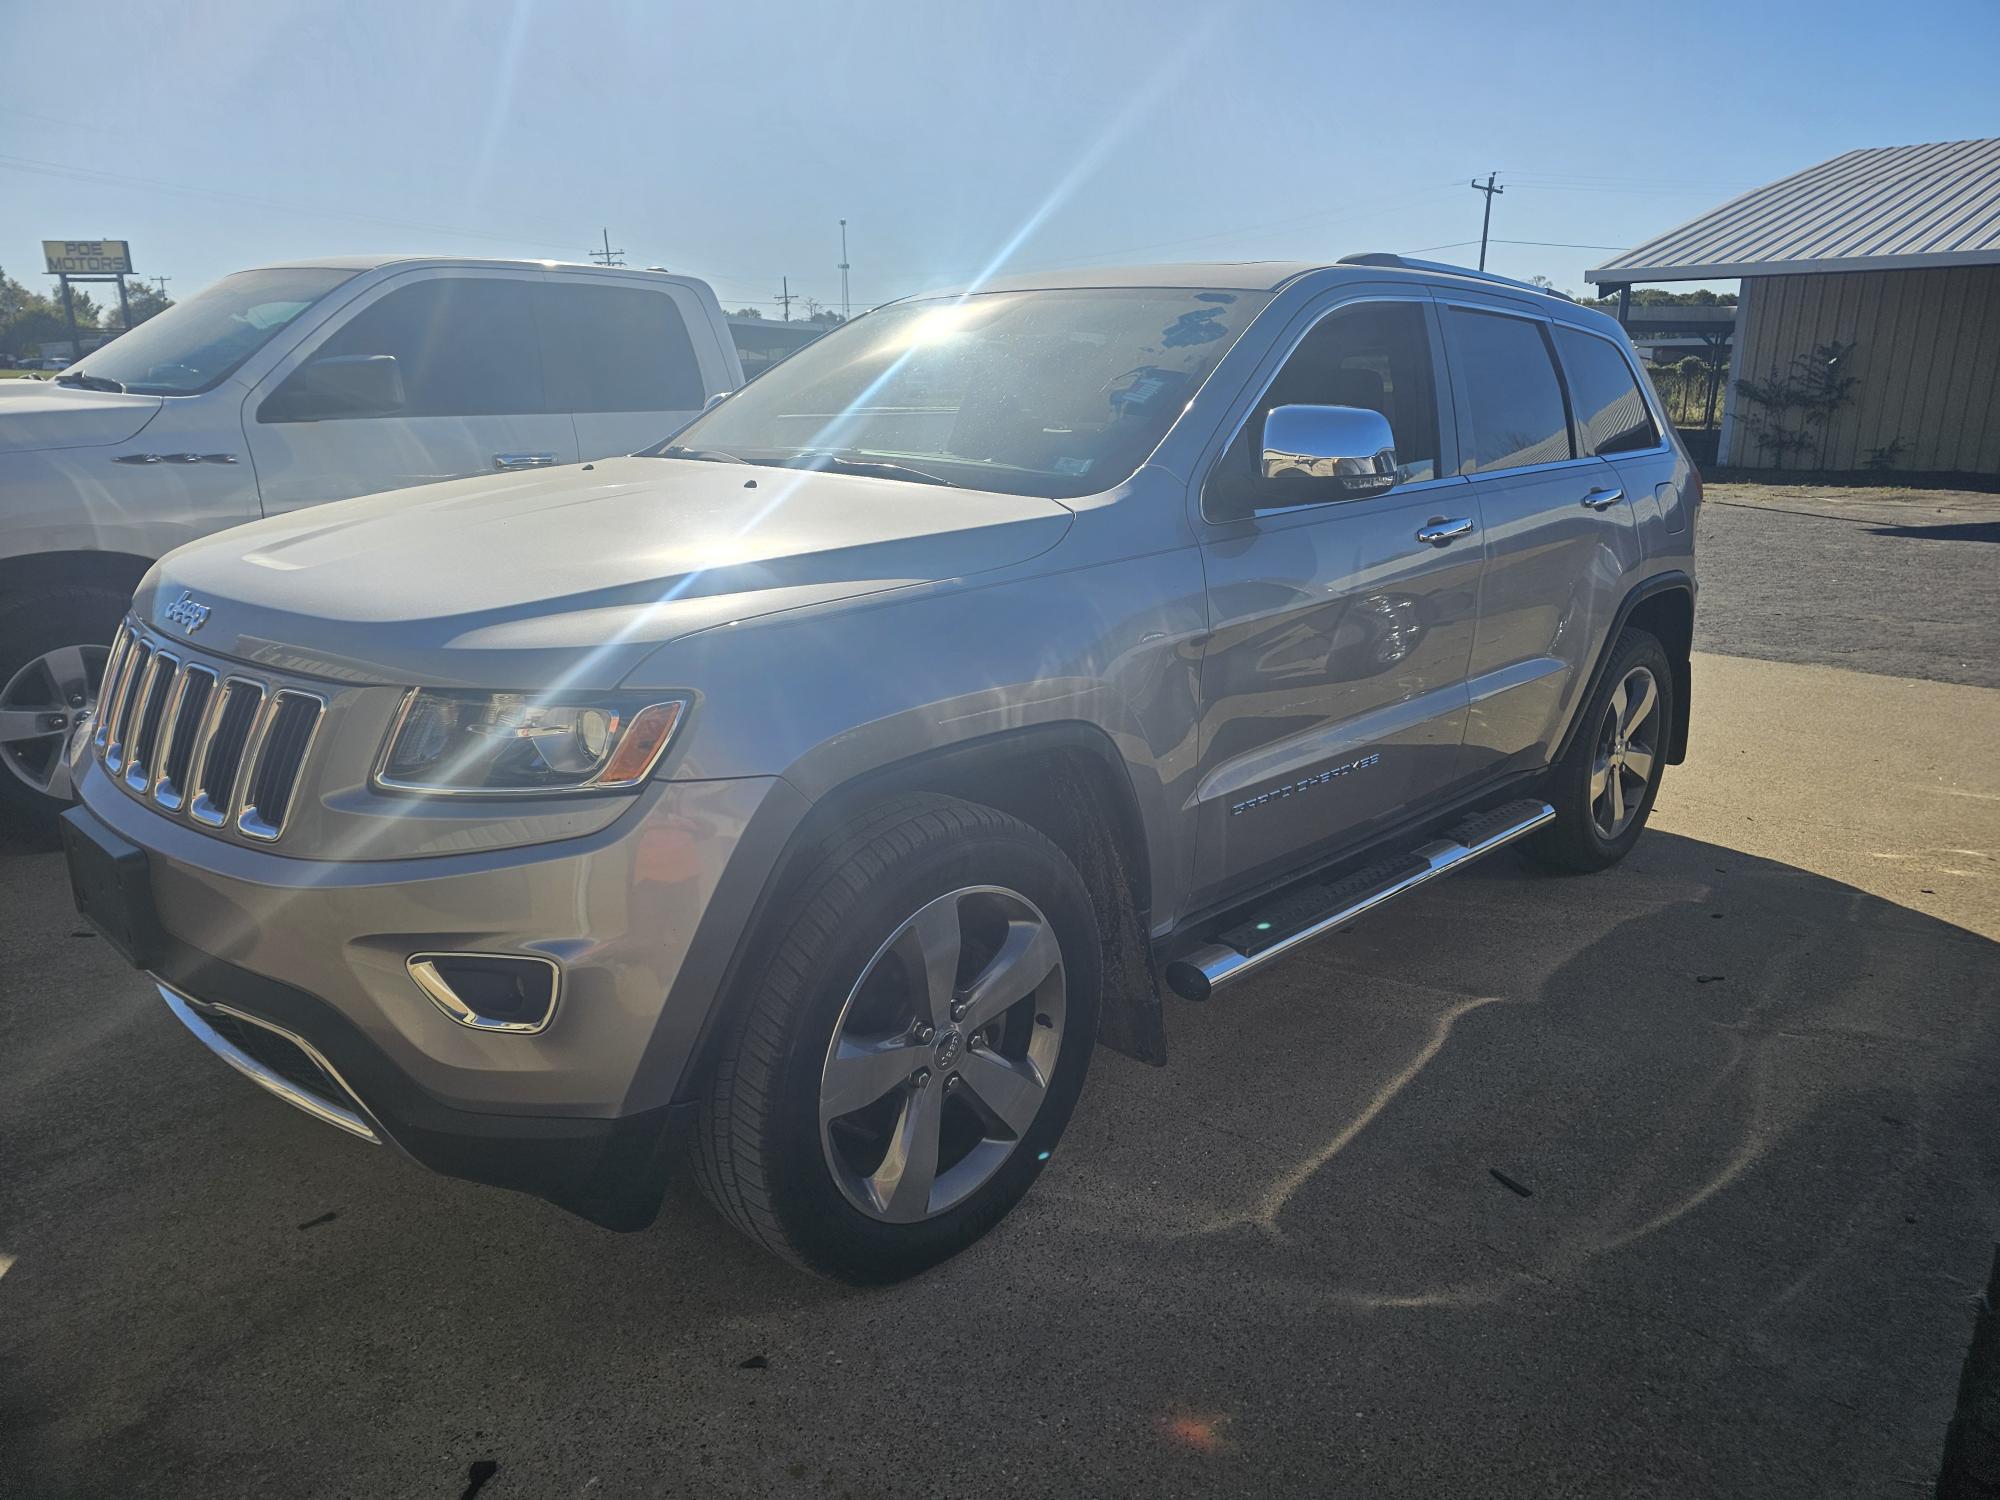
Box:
(1589, 138), (2000, 474)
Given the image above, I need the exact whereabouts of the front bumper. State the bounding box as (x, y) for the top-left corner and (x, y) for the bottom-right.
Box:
(66, 761), (811, 1222)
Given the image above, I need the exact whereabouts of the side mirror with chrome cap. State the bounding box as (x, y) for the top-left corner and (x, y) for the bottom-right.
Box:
(1208, 403), (1402, 521)
(1260, 404), (1400, 496)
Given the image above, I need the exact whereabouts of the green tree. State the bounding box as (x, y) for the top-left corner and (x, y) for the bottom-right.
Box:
(0, 267), (102, 359)
(731, 306), (764, 319)
(108, 281), (173, 330)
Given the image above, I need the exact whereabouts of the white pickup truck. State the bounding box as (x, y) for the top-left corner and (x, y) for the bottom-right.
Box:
(0, 256), (744, 833)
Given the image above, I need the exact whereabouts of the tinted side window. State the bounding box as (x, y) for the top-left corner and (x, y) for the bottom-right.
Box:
(1555, 325), (1660, 455)
(1447, 308), (1573, 473)
(265, 277), (545, 421)
(1251, 300), (1442, 484)
(540, 283), (705, 413)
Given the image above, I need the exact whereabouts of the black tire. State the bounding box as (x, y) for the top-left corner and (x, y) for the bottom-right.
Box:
(1526, 628), (1674, 874)
(691, 792), (1100, 1284)
(0, 584), (127, 845)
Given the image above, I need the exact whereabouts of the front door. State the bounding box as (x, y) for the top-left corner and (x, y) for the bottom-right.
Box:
(243, 270), (578, 513)
(1186, 294), (1482, 911)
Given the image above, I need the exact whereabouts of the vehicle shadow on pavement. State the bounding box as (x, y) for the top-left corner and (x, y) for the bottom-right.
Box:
(2, 831), (1996, 1496)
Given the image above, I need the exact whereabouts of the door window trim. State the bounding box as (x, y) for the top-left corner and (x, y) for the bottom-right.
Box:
(1434, 297), (1597, 479)
(249, 266), (554, 425)
(1548, 319), (1674, 460)
(1197, 291), (1463, 525)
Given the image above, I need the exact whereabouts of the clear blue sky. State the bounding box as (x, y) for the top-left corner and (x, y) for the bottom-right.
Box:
(4, 0), (1995, 312)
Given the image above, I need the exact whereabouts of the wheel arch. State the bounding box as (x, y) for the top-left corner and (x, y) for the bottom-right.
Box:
(1557, 571), (1695, 767)
(0, 549), (153, 604)
(669, 722), (1166, 1112)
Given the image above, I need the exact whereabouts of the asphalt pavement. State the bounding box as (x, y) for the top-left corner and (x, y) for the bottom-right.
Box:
(2, 489), (1996, 1498)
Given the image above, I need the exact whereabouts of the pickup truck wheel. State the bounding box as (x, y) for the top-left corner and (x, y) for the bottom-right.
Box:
(691, 793), (1099, 1283)
(1527, 628), (1673, 874)
(0, 586), (125, 843)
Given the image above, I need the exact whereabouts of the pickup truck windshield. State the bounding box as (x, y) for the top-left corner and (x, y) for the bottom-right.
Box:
(654, 287), (1270, 499)
(68, 267), (357, 396)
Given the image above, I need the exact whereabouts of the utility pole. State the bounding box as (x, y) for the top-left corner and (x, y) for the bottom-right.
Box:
(773, 276), (796, 321)
(590, 228), (625, 267)
(1469, 173), (1505, 271)
(152, 274), (172, 299)
(838, 219), (850, 321)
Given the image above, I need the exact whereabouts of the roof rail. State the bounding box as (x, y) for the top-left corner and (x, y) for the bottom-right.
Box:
(1338, 253), (1575, 302)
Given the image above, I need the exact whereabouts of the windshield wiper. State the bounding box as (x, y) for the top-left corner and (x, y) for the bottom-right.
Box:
(53, 371), (126, 394)
(656, 444), (749, 464)
(783, 452), (960, 488)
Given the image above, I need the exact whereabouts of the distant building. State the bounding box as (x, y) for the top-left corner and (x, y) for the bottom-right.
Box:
(1589, 139), (2000, 474)
(729, 316), (825, 381)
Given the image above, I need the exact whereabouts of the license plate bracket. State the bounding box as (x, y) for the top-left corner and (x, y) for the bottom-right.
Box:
(60, 807), (166, 969)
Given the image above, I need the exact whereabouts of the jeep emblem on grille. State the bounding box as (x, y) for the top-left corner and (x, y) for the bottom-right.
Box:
(163, 590), (211, 635)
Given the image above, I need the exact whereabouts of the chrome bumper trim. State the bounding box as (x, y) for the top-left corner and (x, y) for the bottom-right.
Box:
(154, 979), (384, 1145)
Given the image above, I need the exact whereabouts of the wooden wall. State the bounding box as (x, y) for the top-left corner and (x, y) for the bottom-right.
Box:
(1718, 264), (2000, 474)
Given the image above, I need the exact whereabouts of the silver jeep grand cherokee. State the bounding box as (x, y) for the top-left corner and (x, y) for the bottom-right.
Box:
(61, 256), (1698, 1283)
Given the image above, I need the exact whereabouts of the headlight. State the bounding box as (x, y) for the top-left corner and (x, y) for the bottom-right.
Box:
(374, 690), (689, 794)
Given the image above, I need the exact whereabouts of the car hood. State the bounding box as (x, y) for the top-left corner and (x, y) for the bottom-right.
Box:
(137, 456), (1075, 689)
(0, 381), (165, 452)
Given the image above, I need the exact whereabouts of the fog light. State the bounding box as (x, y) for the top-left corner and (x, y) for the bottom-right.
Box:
(407, 953), (561, 1034)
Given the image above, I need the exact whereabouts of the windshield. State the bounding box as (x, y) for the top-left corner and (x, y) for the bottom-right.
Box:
(70, 267), (357, 396)
(655, 287), (1269, 498)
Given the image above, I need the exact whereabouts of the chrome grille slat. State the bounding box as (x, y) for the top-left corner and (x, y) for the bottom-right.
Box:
(93, 627), (136, 751)
(95, 620), (329, 843)
(154, 665), (216, 811)
(238, 691), (324, 841)
(103, 639), (152, 772)
(190, 679), (264, 828)
(124, 651), (180, 791)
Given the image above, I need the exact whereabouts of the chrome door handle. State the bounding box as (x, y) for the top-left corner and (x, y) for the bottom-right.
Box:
(1581, 486), (1625, 510)
(493, 452), (558, 470)
(1415, 517), (1475, 545)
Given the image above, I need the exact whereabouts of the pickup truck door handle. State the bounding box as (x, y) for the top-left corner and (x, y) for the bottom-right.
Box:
(493, 452), (559, 470)
(1581, 485), (1625, 510)
(1415, 517), (1475, 546)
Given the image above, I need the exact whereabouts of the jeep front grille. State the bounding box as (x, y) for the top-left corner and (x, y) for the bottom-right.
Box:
(95, 621), (326, 842)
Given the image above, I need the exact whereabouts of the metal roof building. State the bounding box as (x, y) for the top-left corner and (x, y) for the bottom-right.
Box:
(1589, 139), (2000, 475)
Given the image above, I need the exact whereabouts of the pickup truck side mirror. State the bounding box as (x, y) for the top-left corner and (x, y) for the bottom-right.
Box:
(264, 353), (406, 422)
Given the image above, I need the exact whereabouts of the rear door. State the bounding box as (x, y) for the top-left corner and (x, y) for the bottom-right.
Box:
(538, 275), (724, 459)
(1440, 299), (1642, 781)
(244, 269), (578, 513)
(1186, 291), (1482, 910)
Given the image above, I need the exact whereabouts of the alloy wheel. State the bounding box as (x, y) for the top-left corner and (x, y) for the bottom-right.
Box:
(818, 884), (1066, 1224)
(1590, 665), (1660, 840)
(0, 643), (107, 800)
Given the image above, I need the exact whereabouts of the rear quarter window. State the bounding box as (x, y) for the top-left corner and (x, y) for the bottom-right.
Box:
(1554, 324), (1661, 456)
(539, 283), (706, 414)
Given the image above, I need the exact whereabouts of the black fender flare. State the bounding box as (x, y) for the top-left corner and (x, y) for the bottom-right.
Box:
(1554, 570), (1696, 767)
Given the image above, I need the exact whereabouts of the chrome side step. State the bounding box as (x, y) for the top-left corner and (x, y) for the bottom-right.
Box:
(1163, 798), (1555, 1002)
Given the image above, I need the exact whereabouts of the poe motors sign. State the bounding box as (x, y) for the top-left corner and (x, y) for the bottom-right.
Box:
(43, 240), (133, 275)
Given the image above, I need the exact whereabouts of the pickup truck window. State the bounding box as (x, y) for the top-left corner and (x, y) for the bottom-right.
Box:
(540, 282), (705, 414)
(265, 276), (545, 421)
(1447, 307), (1575, 473)
(1554, 324), (1661, 456)
(63, 267), (355, 396)
(655, 287), (1270, 499)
